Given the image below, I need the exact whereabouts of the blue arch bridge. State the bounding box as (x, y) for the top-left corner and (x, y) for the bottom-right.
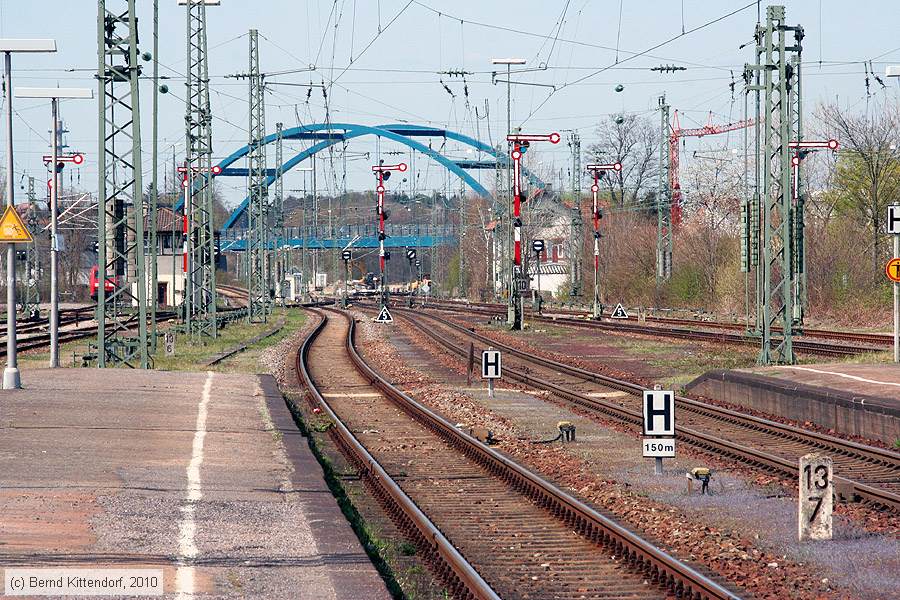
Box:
(177, 122), (547, 250)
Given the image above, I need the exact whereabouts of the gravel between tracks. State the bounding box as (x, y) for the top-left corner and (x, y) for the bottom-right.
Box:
(354, 308), (900, 600)
(435, 311), (900, 536)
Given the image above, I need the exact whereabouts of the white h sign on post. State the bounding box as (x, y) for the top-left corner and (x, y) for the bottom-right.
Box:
(642, 389), (674, 436)
(887, 204), (900, 235)
(482, 348), (501, 398)
(642, 388), (675, 472)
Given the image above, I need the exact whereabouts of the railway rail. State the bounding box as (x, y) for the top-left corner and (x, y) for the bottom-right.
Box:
(298, 307), (740, 600)
(392, 307), (900, 513)
(414, 300), (882, 358)
(423, 299), (894, 347)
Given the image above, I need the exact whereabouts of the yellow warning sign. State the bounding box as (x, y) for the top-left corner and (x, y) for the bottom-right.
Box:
(0, 205), (33, 243)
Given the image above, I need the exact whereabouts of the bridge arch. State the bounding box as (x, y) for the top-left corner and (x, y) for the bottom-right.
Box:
(174, 122), (546, 229)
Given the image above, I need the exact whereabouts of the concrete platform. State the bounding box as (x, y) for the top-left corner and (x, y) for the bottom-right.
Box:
(686, 363), (900, 444)
(0, 368), (390, 599)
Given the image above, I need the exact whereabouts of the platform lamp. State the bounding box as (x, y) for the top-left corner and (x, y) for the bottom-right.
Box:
(15, 87), (93, 369)
(1, 39), (57, 390)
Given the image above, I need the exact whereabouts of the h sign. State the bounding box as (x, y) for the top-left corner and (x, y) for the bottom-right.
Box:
(481, 349), (501, 379)
(642, 390), (674, 436)
(341, 250), (352, 261)
(888, 205), (900, 235)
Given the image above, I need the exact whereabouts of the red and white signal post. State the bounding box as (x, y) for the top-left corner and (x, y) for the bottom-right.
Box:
(585, 162), (622, 319)
(371, 162), (407, 313)
(506, 132), (560, 330)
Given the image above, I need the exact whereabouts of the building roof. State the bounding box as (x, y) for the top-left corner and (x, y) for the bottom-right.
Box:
(145, 206), (180, 233)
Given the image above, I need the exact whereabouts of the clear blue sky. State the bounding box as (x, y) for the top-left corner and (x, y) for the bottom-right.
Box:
(2, 0), (898, 208)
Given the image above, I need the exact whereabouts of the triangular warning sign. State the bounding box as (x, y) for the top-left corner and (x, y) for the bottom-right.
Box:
(0, 205), (33, 243)
(610, 303), (629, 319)
(374, 305), (393, 323)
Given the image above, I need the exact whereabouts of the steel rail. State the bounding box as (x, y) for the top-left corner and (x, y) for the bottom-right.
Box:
(396, 308), (900, 513)
(301, 308), (741, 600)
(418, 301), (876, 358)
(297, 309), (501, 600)
(425, 299), (891, 350)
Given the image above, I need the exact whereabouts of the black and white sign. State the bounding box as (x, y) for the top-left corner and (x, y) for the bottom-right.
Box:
(406, 248), (417, 260)
(531, 239), (545, 254)
(888, 204), (900, 235)
(642, 438), (676, 458)
(642, 389), (675, 436)
(798, 453), (833, 541)
(481, 349), (502, 379)
(374, 305), (394, 323)
(610, 303), (629, 319)
(415, 259), (421, 268)
(341, 249), (352, 261)
(164, 332), (176, 356)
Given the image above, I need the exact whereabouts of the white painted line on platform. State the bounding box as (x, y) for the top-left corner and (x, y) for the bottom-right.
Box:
(175, 371), (213, 599)
(788, 366), (900, 389)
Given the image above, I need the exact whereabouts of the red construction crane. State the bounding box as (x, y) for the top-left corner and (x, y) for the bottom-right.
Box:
(669, 110), (753, 224)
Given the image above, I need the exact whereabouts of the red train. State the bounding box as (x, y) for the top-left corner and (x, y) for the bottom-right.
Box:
(89, 265), (118, 300)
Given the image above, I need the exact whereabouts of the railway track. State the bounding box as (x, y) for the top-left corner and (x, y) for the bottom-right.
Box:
(424, 299), (895, 346)
(416, 300), (881, 358)
(1, 305), (95, 339)
(217, 284), (249, 308)
(393, 307), (900, 513)
(0, 310), (179, 359)
(298, 307), (740, 600)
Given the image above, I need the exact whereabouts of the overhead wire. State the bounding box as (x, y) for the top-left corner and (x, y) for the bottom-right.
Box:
(518, 0), (759, 127)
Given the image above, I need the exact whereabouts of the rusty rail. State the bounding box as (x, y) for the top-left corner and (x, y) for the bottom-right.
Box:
(300, 308), (740, 600)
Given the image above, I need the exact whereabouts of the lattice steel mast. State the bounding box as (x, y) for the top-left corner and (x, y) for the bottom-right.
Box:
(744, 5), (803, 364)
(184, 0), (217, 339)
(246, 29), (268, 322)
(96, 0), (148, 368)
(273, 121), (285, 304)
(656, 94), (672, 283)
(22, 177), (40, 317)
(567, 131), (583, 298)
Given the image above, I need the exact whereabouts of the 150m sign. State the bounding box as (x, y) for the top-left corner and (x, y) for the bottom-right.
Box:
(642, 438), (675, 458)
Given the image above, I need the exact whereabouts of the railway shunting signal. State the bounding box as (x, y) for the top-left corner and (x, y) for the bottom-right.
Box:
(585, 162), (622, 320)
(372, 162), (408, 314)
(506, 131), (560, 331)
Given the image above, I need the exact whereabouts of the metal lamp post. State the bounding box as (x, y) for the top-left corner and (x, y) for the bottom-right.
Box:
(15, 87), (93, 369)
(1, 39), (57, 390)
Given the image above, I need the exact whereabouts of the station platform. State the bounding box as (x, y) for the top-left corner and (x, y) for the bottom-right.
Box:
(686, 362), (900, 444)
(0, 368), (390, 599)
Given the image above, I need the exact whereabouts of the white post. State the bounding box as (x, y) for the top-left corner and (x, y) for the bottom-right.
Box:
(3, 52), (19, 389)
(894, 233), (899, 363)
(49, 97), (59, 368)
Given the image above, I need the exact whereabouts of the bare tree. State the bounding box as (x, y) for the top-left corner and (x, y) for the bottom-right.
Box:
(817, 99), (900, 280)
(680, 149), (743, 298)
(586, 114), (658, 208)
